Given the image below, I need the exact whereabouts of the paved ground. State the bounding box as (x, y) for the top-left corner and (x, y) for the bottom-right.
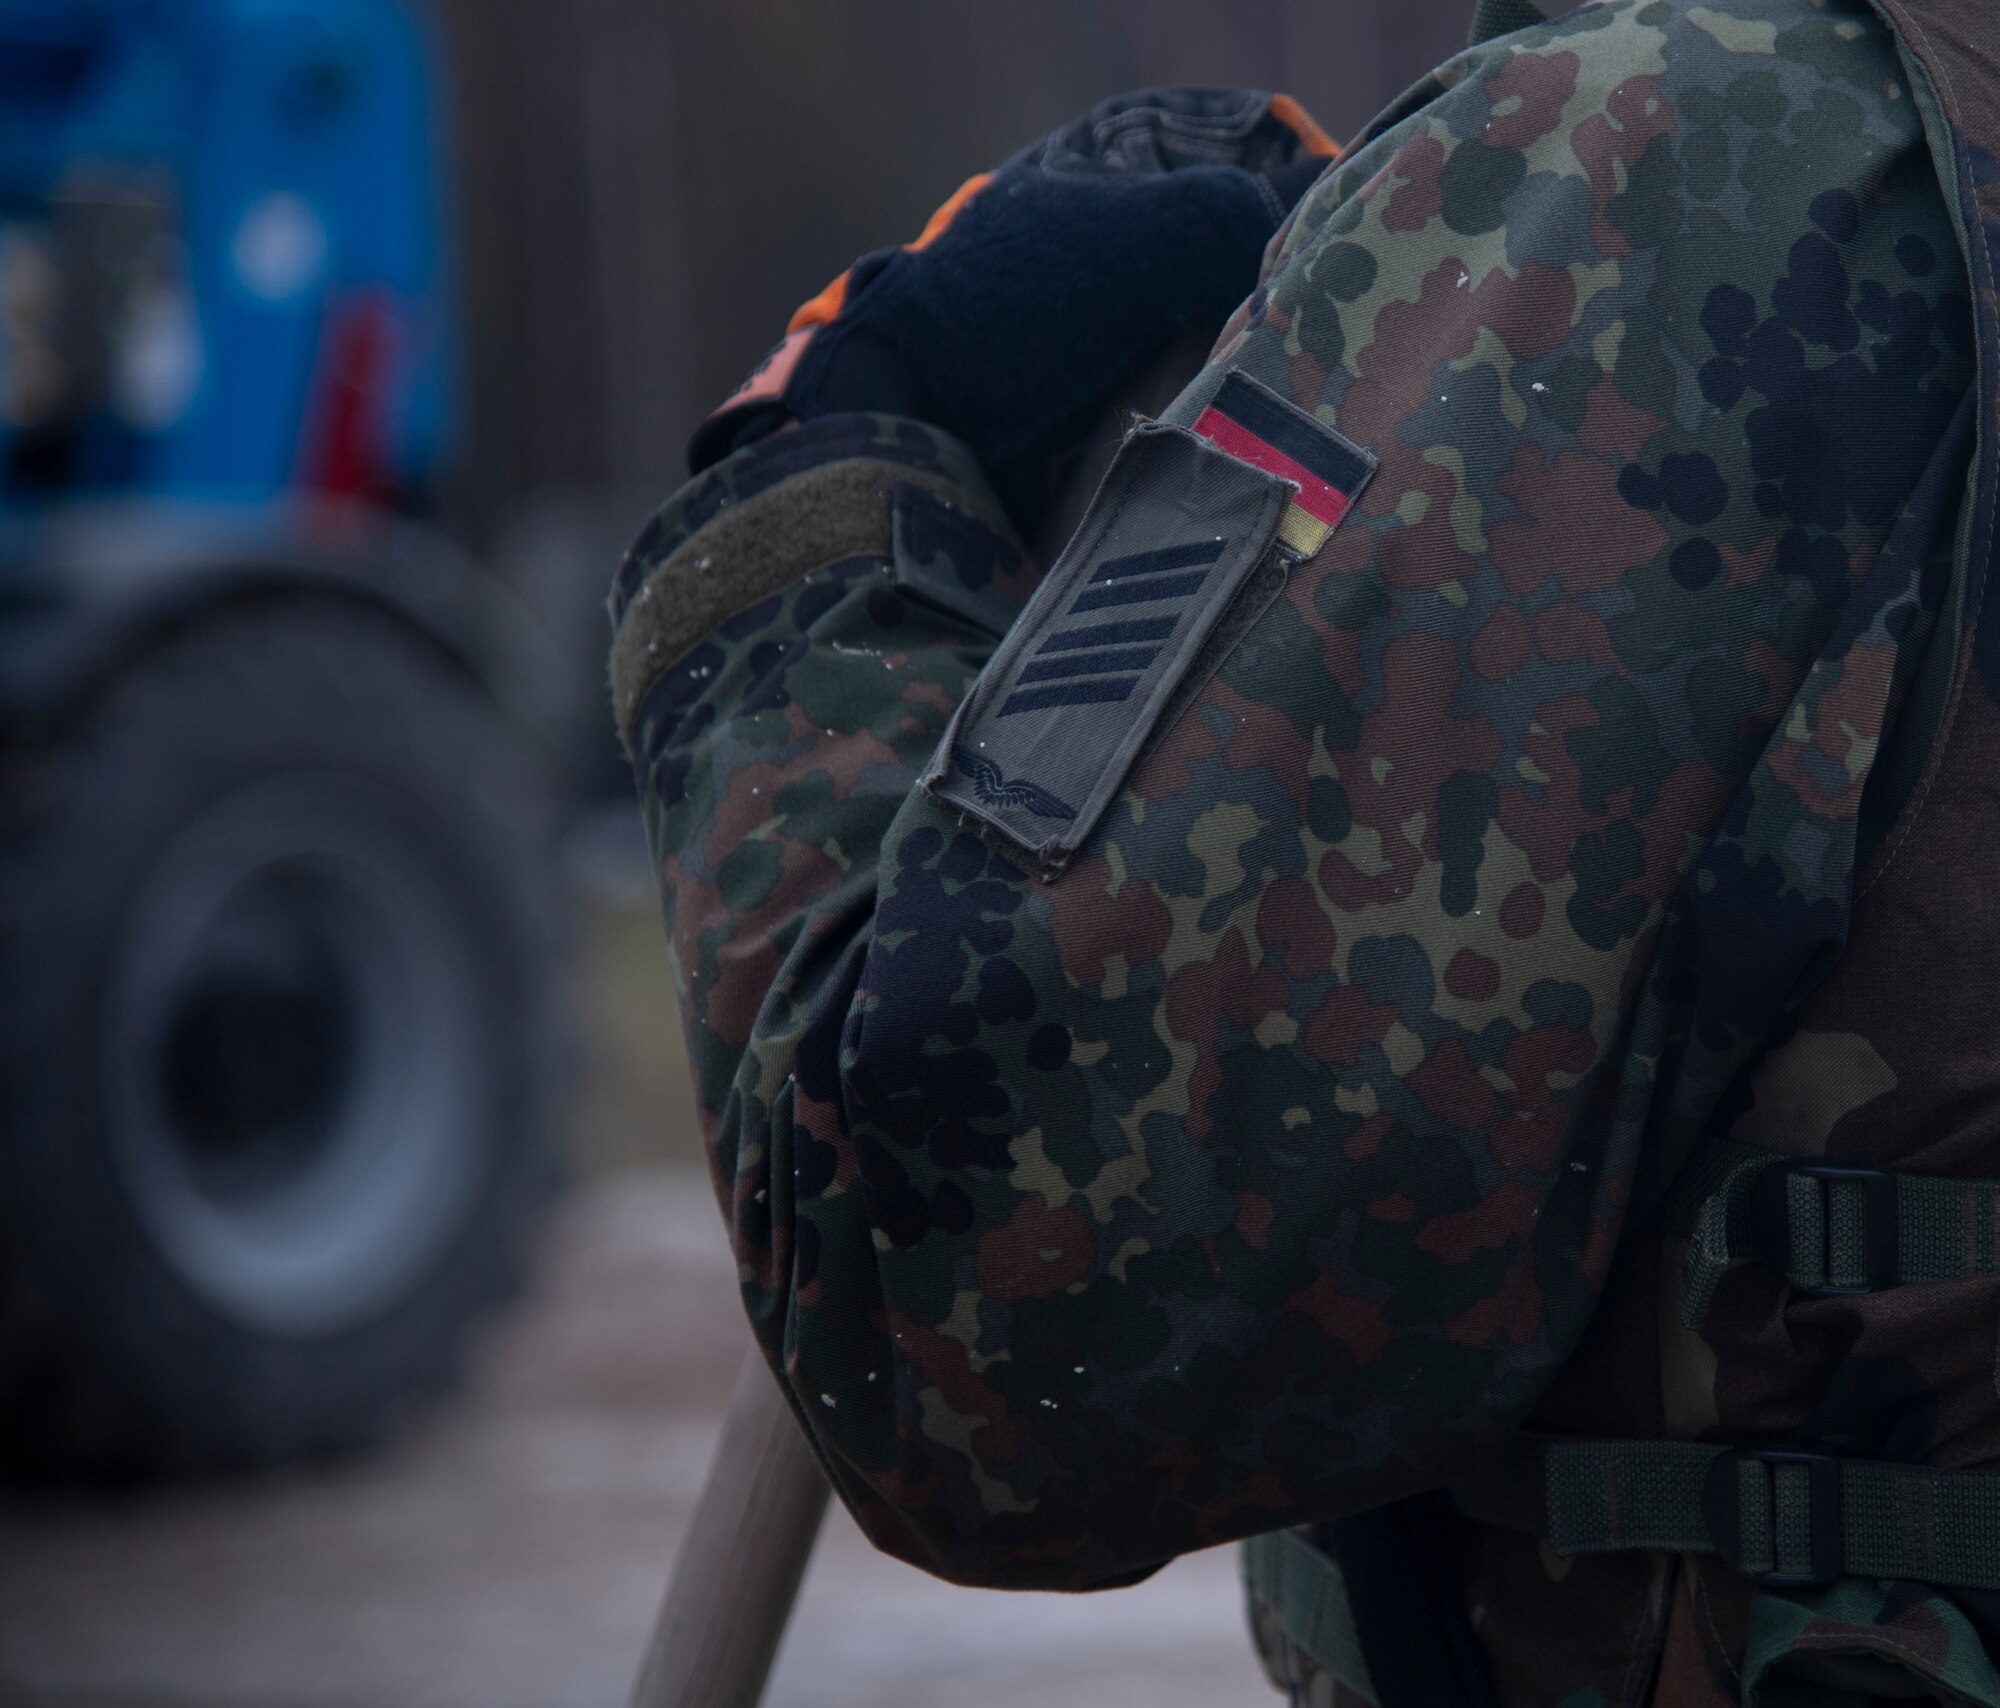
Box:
(0, 887), (1277, 1708)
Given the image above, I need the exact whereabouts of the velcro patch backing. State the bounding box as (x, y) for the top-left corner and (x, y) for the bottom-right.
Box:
(922, 420), (1295, 870)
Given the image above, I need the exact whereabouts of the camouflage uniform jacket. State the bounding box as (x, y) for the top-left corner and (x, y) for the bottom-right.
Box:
(612, 0), (2000, 1700)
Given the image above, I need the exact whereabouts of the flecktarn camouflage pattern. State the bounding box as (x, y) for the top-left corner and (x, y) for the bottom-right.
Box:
(612, 0), (2000, 1699)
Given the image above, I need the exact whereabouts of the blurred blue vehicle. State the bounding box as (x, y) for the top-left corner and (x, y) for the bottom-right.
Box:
(0, 0), (561, 1472)
(0, 0), (448, 503)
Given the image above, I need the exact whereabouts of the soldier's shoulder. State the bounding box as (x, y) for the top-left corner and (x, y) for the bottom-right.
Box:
(1503, 0), (1911, 107)
(1315, 0), (1921, 237)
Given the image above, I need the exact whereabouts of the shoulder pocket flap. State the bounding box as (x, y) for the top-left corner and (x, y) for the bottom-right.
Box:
(890, 481), (1028, 640)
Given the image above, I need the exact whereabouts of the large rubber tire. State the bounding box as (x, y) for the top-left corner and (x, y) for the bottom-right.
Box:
(0, 595), (562, 1475)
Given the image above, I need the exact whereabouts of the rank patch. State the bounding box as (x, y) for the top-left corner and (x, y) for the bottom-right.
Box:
(922, 419), (1297, 871)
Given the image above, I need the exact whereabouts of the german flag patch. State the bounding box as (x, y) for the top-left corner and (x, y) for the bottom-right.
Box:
(1192, 371), (1374, 559)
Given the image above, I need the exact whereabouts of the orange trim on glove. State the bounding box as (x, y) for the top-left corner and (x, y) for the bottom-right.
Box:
(780, 99), (1330, 341)
(1268, 93), (1340, 159)
(787, 171), (997, 335)
(708, 324), (816, 419)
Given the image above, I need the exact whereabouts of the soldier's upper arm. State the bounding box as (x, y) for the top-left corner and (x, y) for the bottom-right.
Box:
(626, 0), (1973, 1593)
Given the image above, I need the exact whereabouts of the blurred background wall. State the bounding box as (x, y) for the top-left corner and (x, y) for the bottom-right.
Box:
(431, 0), (1470, 530)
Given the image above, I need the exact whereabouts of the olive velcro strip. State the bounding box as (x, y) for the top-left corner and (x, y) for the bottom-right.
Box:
(612, 444), (1010, 752)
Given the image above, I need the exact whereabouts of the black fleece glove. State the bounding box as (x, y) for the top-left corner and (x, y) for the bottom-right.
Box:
(691, 88), (1336, 514)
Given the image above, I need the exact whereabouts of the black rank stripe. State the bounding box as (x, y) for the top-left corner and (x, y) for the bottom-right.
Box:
(998, 676), (1143, 717)
(1036, 617), (1180, 652)
(1071, 570), (1210, 612)
(1088, 539), (1226, 584)
(1016, 646), (1162, 685)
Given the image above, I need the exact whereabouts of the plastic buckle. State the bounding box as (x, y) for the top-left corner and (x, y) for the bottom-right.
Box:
(1701, 1447), (1844, 1588)
(1747, 1162), (1898, 1296)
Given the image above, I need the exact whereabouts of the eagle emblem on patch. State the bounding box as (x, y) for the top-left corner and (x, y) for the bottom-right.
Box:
(951, 746), (1077, 820)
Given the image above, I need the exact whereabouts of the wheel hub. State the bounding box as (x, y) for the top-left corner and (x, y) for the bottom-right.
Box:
(102, 773), (489, 1339)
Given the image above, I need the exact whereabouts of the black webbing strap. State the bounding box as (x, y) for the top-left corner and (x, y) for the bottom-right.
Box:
(1645, 1138), (2000, 1327)
(1454, 1436), (2000, 1590)
(1318, 1496), (1502, 1708)
(1242, 1528), (1378, 1701)
(1242, 1502), (1501, 1708)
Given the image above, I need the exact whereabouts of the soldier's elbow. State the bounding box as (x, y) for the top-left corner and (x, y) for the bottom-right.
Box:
(824, 1472), (1162, 1593)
